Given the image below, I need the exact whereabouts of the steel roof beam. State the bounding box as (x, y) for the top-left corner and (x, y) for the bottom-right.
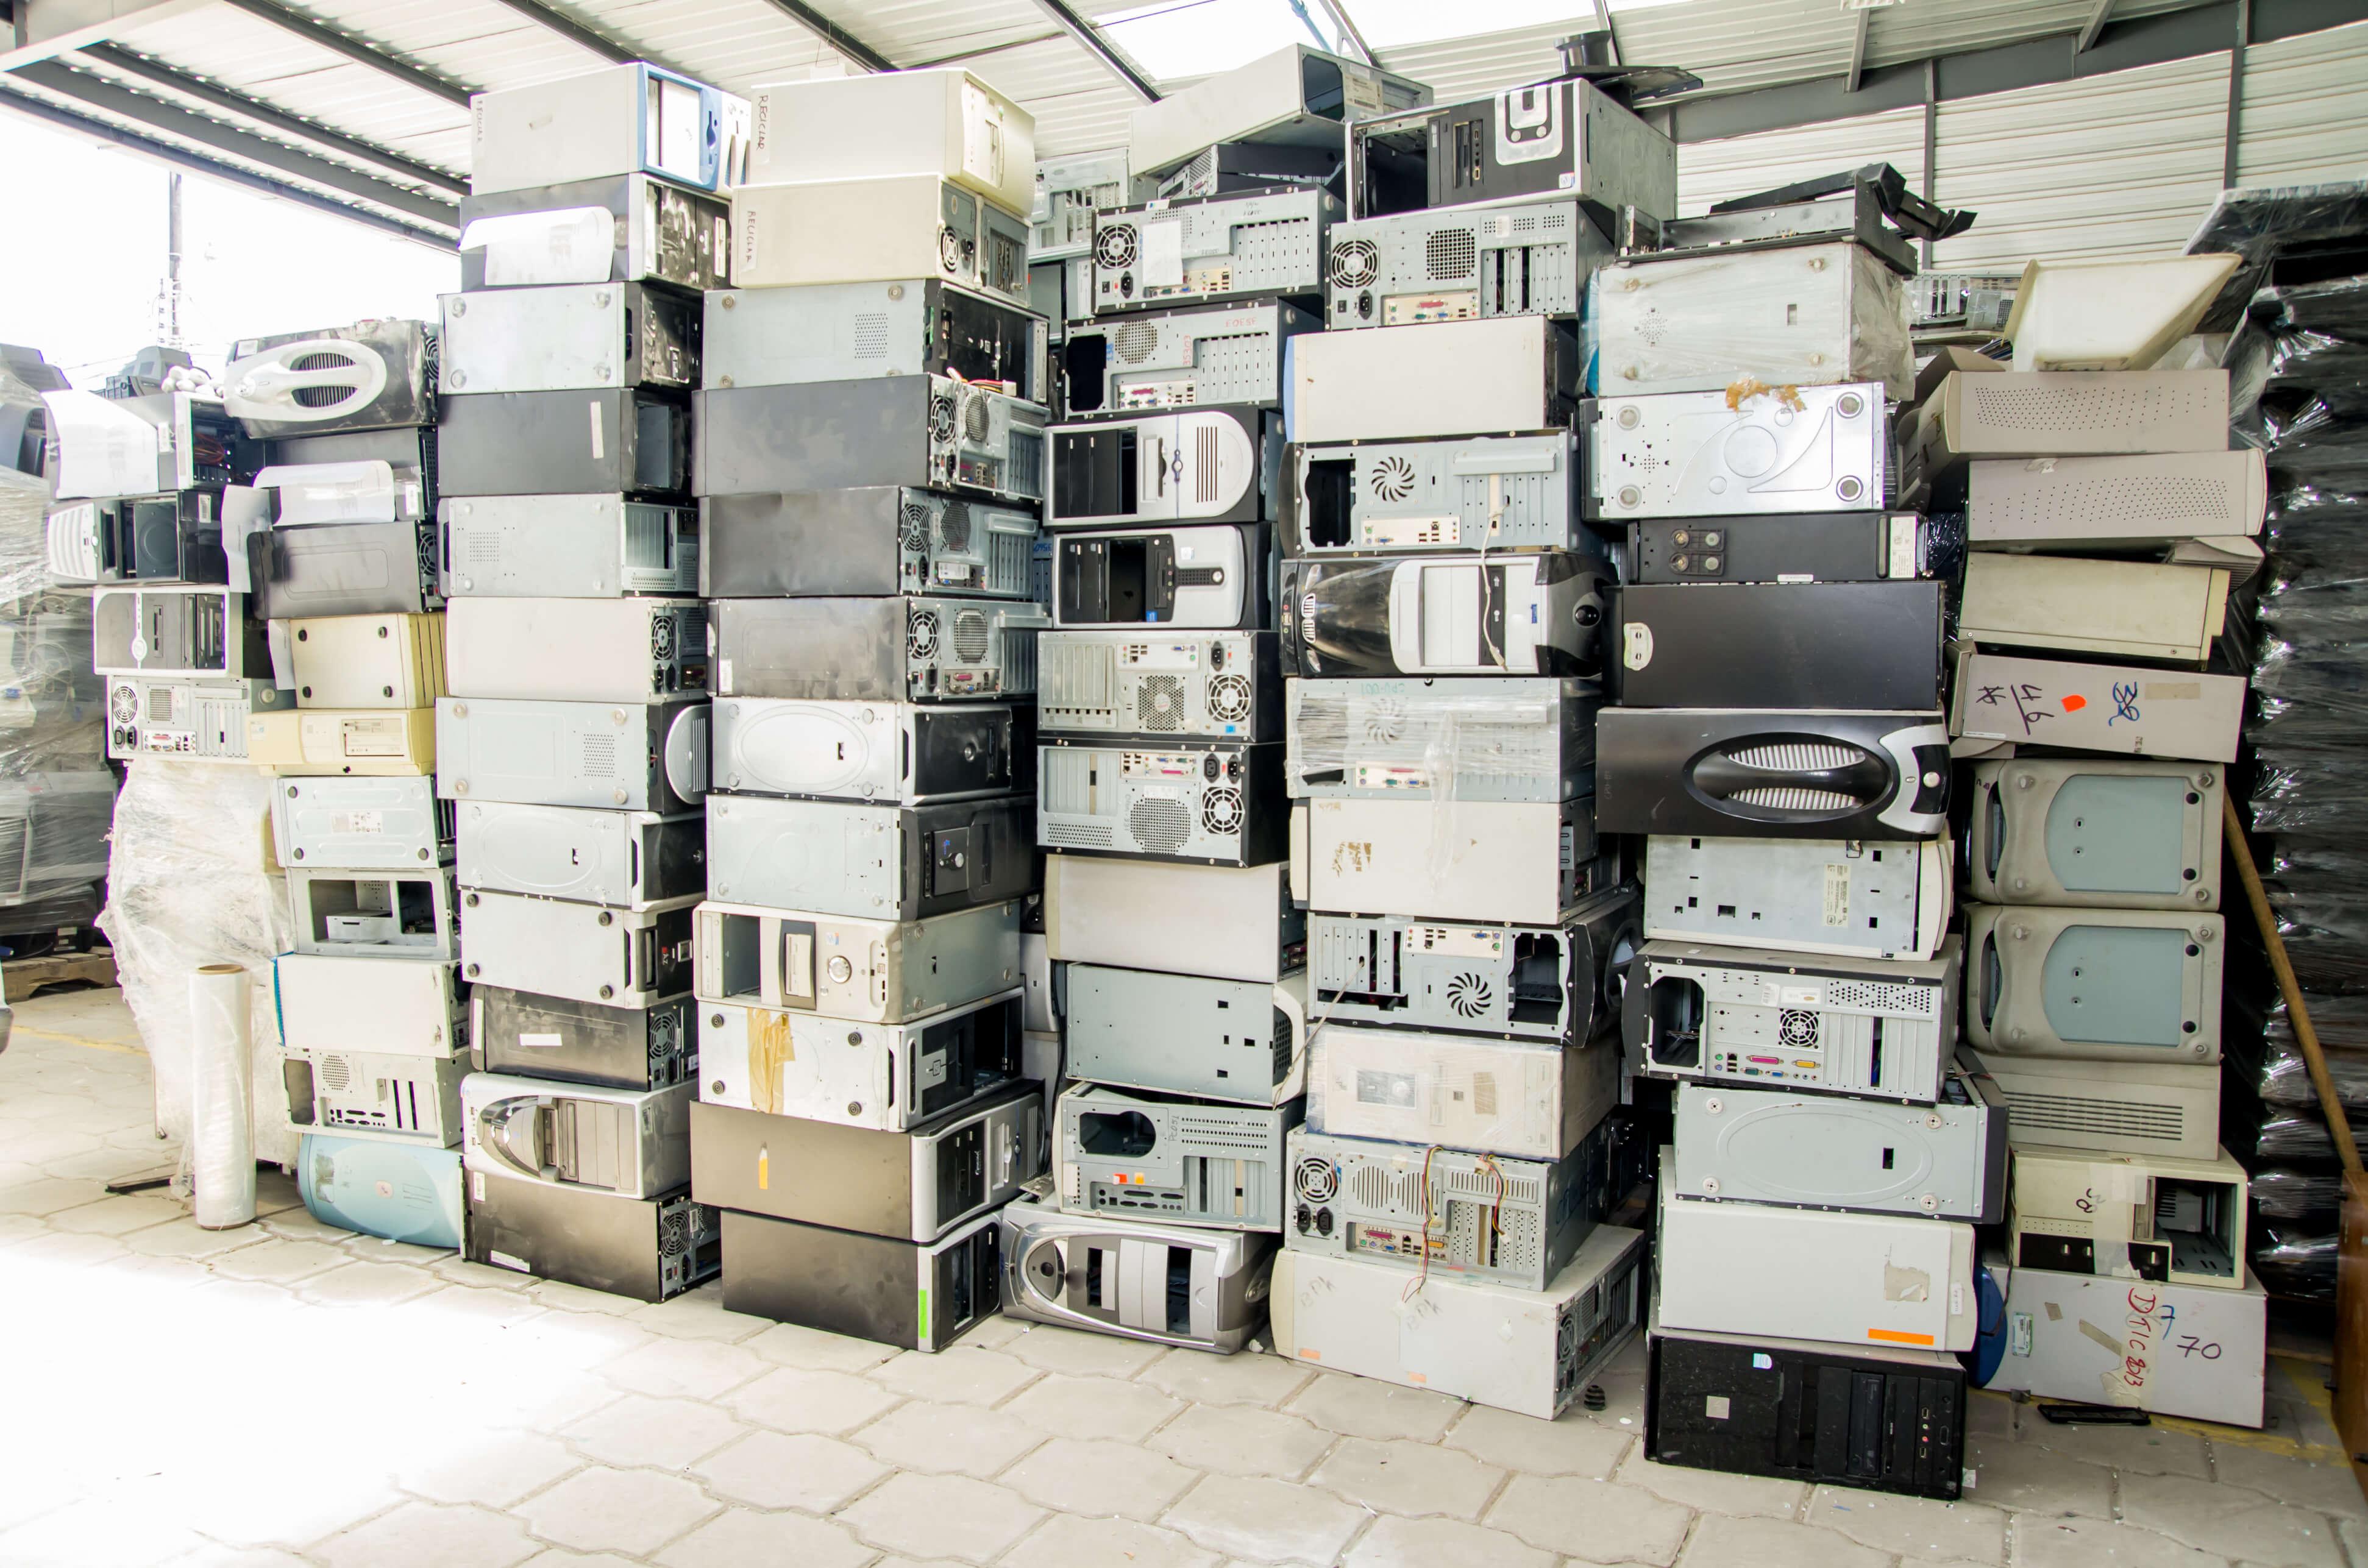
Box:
(2078, 0), (2117, 52)
(10, 56), (458, 228)
(80, 41), (467, 196)
(1845, 6), (1870, 91)
(221, 0), (474, 110)
(482, 0), (635, 65)
(0, 79), (456, 248)
(1026, 0), (1159, 101)
(750, 0), (895, 71)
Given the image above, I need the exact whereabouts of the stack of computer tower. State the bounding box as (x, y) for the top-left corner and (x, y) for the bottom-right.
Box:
(684, 66), (1049, 1352)
(1922, 323), (2265, 1426)
(1235, 40), (1690, 1417)
(994, 43), (1428, 1360)
(435, 60), (742, 1302)
(1579, 170), (1988, 1494)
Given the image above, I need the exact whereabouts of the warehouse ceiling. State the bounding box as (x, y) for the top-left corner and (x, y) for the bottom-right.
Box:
(0, 0), (2245, 248)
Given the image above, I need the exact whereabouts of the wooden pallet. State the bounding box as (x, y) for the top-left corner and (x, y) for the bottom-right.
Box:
(3, 948), (118, 1002)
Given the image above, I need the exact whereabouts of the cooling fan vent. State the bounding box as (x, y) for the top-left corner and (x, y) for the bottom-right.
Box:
(1329, 238), (1379, 288)
(1778, 1009), (1819, 1048)
(658, 1207), (691, 1257)
(962, 392), (991, 443)
(288, 350), (357, 408)
(929, 393), (958, 441)
(900, 503), (932, 550)
(951, 608), (992, 664)
(1426, 229), (1479, 281)
(649, 615), (676, 661)
(1137, 675), (1186, 731)
(1206, 672), (1253, 723)
(907, 609), (941, 659)
(108, 684), (140, 723)
(318, 1054), (352, 1092)
(937, 225), (964, 274)
(1201, 787), (1243, 835)
(1112, 322), (1162, 365)
(1445, 970), (1496, 1019)
(1129, 796), (1190, 853)
(1096, 225), (1139, 268)
(937, 501), (972, 552)
(1292, 1155), (1338, 1202)
(1359, 695), (1408, 745)
(1369, 454), (1418, 503)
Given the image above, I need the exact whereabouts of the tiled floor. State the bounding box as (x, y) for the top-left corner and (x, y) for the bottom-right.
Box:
(5, 989), (2367, 1568)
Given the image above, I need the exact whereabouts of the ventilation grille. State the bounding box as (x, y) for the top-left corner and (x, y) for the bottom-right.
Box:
(1966, 380), (2222, 432)
(951, 608), (993, 665)
(1044, 819), (1115, 849)
(1010, 433), (1047, 500)
(1096, 225), (1138, 268)
(1112, 322), (1162, 364)
(1729, 743), (1862, 772)
(1359, 696), (1407, 745)
(2007, 1090), (2188, 1140)
(989, 529), (1031, 594)
(1201, 787), (1242, 837)
(1329, 238), (1379, 288)
(1293, 1155), (1337, 1202)
(317, 1053), (353, 1092)
(1137, 675), (1186, 731)
(1823, 981), (1938, 1016)
(622, 507), (671, 571)
(900, 503), (932, 551)
(1175, 1115), (1274, 1152)
(1426, 229), (1479, 280)
(146, 685), (172, 723)
(962, 393), (990, 444)
(908, 609), (941, 659)
(1777, 1009), (1820, 1048)
(0, 815), (32, 900)
(1192, 424), (1223, 504)
(1369, 454), (1418, 502)
(1988, 476), (2237, 527)
(852, 313), (890, 360)
(937, 501), (972, 552)
(1206, 672), (1253, 723)
(1445, 970), (1495, 1019)
(1729, 787), (1857, 813)
(578, 731), (619, 778)
(1129, 796), (1191, 853)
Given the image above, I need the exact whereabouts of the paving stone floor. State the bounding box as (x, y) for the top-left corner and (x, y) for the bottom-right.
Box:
(4, 985), (2366, 1568)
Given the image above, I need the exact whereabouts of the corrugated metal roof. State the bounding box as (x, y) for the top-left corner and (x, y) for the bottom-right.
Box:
(0, 0), (2306, 235)
(2235, 18), (2368, 187)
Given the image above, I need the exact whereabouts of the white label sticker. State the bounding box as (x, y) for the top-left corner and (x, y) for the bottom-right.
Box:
(1141, 219), (1186, 289)
(1821, 862), (1850, 926)
(587, 400), (606, 461)
(328, 811), (385, 835)
(518, 1032), (563, 1048)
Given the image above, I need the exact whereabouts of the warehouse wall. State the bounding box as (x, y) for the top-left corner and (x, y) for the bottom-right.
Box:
(1673, 20), (2368, 271)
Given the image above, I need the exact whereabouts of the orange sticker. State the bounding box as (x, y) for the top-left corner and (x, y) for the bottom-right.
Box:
(2061, 695), (2088, 712)
(1867, 1328), (1936, 1346)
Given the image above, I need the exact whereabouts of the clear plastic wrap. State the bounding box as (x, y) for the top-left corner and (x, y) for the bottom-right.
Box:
(1587, 241), (1913, 401)
(2248, 1166), (2342, 1220)
(1285, 678), (1592, 801)
(2186, 180), (2368, 333)
(95, 761), (294, 1171)
(0, 466), (108, 935)
(2250, 1222), (2336, 1300)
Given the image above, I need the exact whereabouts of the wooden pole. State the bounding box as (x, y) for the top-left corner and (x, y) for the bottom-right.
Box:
(2224, 790), (2362, 1174)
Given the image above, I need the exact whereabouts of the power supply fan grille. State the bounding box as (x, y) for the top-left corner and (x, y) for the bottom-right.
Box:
(937, 501), (972, 552)
(1137, 675), (1186, 731)
(930, 394), (958, 441)
(1445, 970), (1496, 1019)
(1112, 322), (1162, 364)
(937, 225), (964, 274)
(1096, 225), (1139, 268)
(1129, 796), (1190, 854)
(657, 1205), (691, 1257)
(1201, 787), (1243, 835)
(109, 684), (140, 723)
(1206, 672), (1253, 723)
(951, 608), (992, 664)
(962, 393), (990, 443)
(1292, 1155), (1338, 1202)
(1426, 229), (1479, 280)
(1777, 1009), (1820, 1048)
(908, 609), (941, 659)
(1329, 238), (1379, 288)
(900, 503), (932, 550)
(649, 614), (676, 660)
(1369, 454), (1418, 502)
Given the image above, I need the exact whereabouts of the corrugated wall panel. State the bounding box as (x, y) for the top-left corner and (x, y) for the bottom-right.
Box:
(1675, 105), (1927, 218)
(2236, 18), (2368, 186)
(1929, 50), (2230, 268)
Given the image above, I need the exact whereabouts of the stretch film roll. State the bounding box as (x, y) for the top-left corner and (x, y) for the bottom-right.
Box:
(189, 963), (255, 1229)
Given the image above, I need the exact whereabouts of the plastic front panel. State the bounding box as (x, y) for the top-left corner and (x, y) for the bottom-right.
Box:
(299, 1133), (464, 1247)
(1968, 759), (2223, 910)
(999, 1199), (1276, 1353)
(1964, 906), (2222, 1063)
